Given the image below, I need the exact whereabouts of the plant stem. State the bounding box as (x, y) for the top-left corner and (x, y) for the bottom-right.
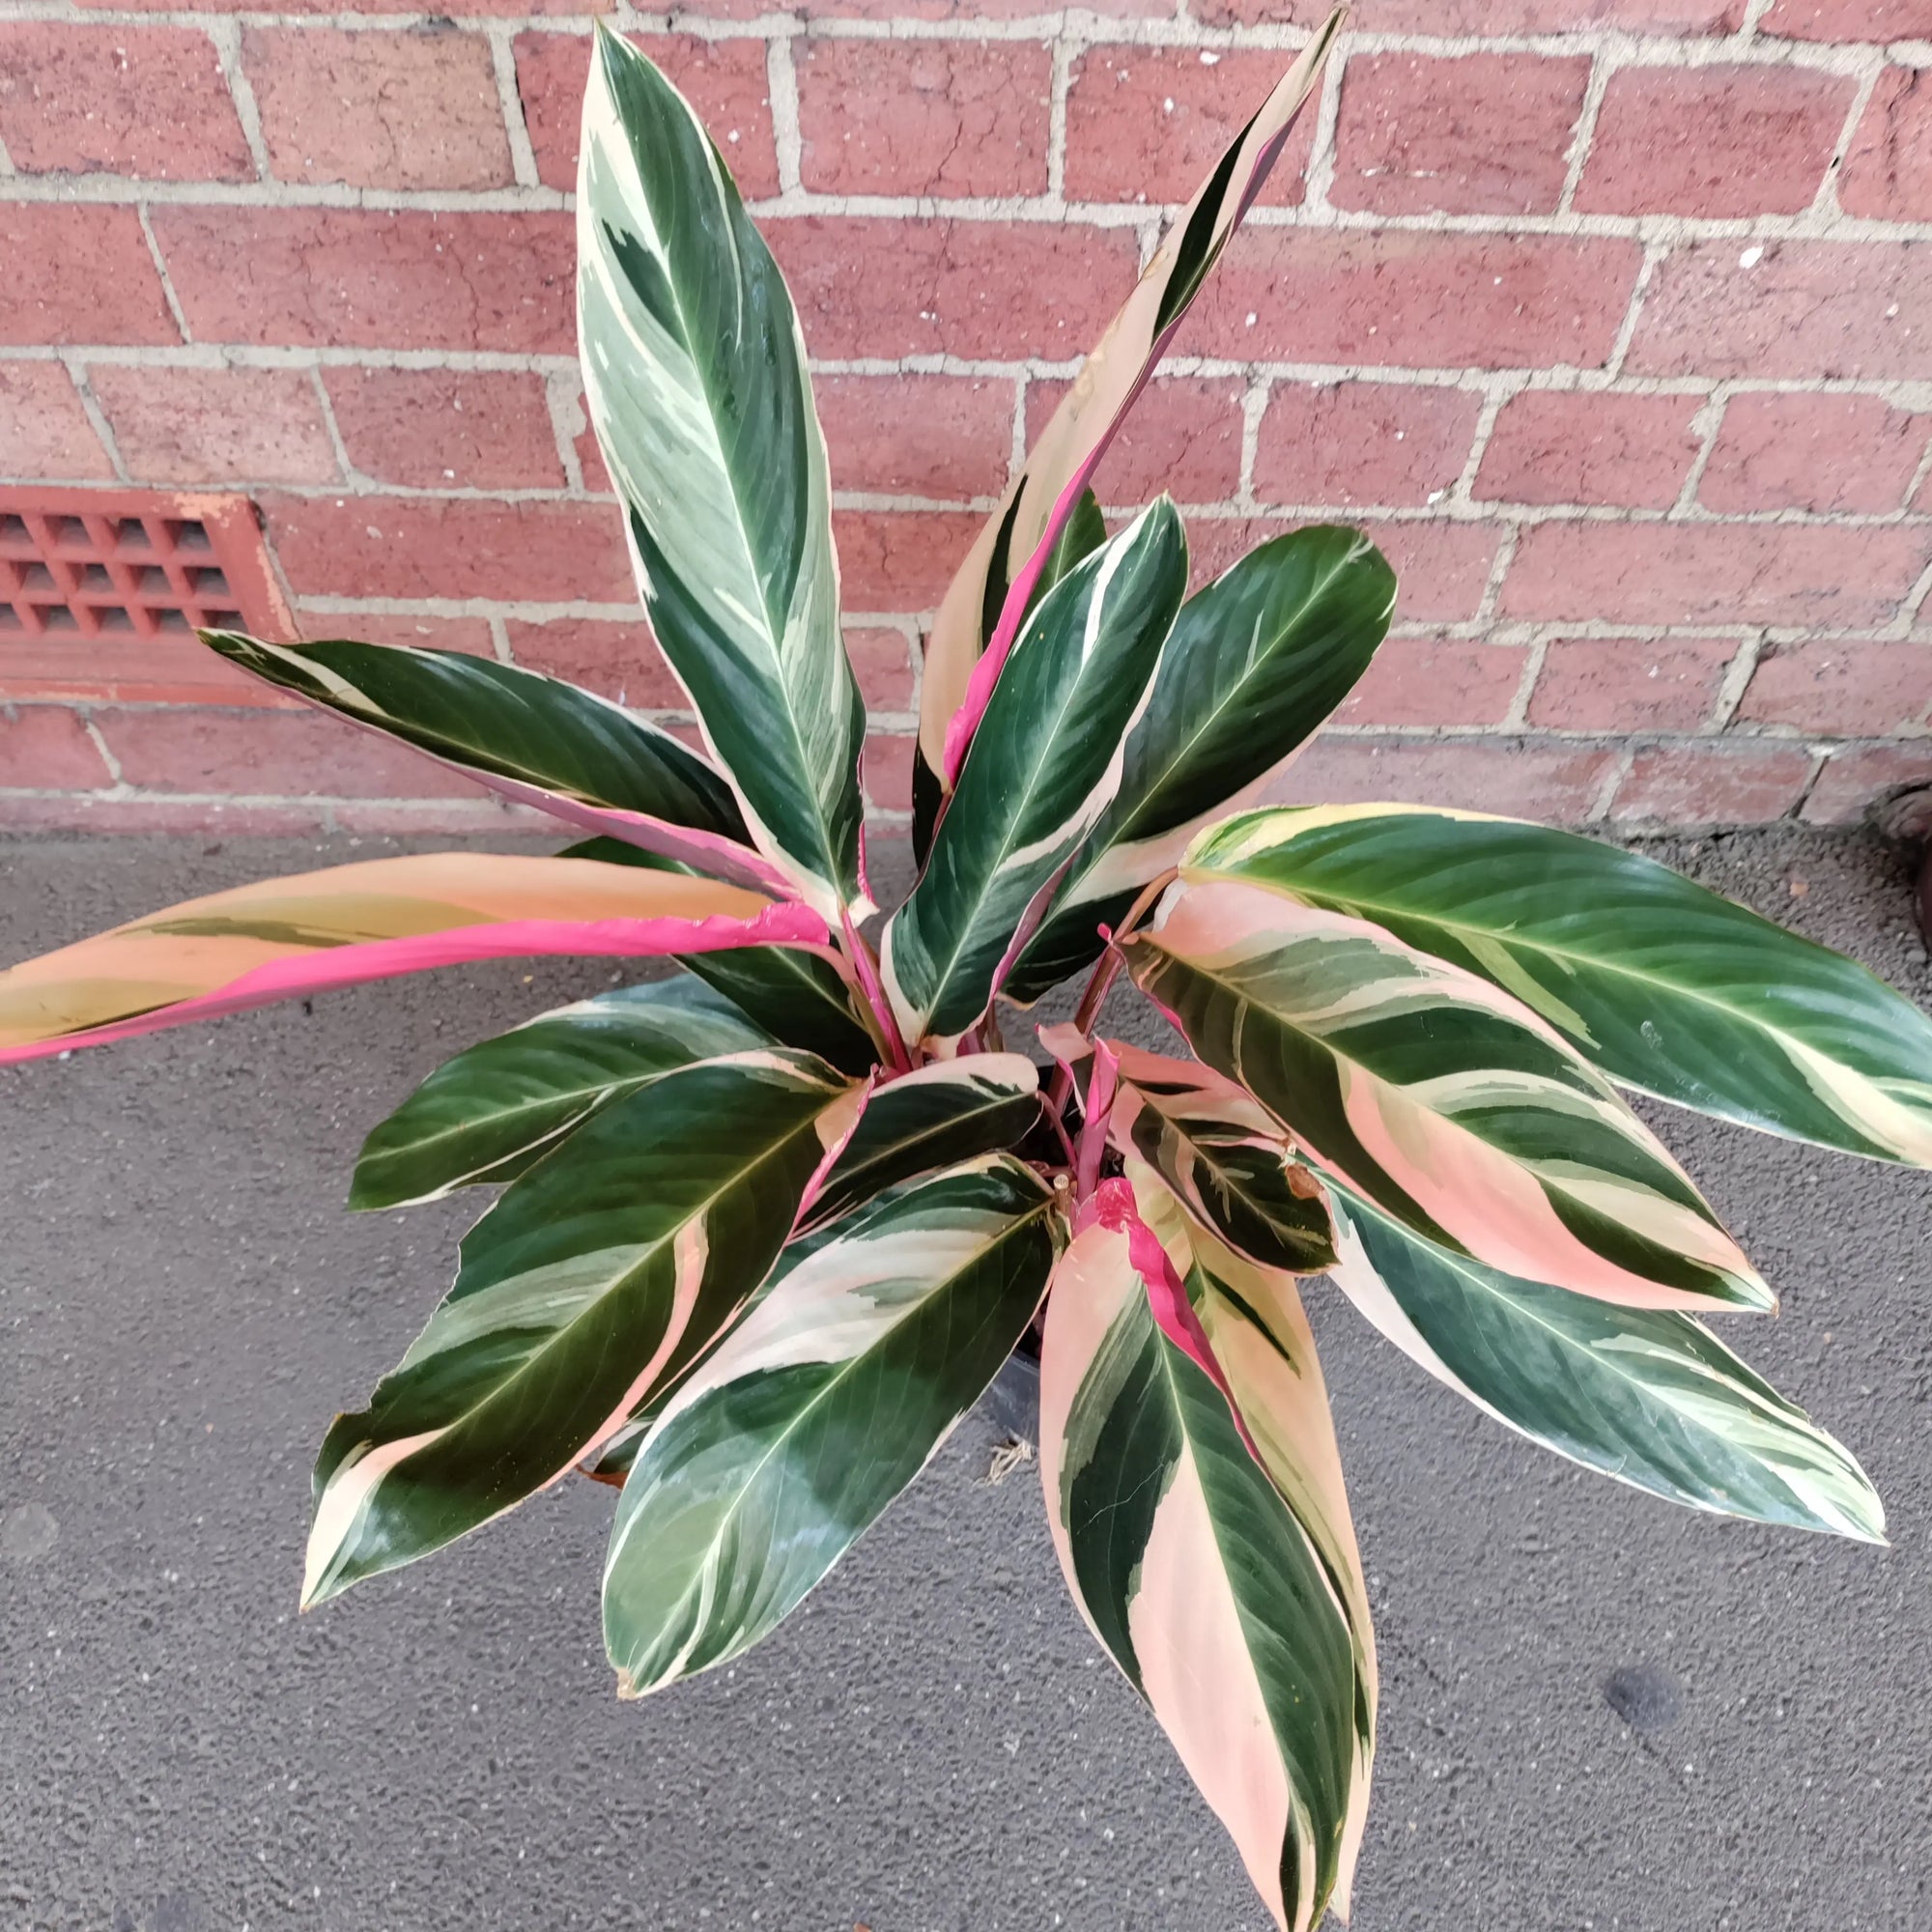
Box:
(1043, 868), (1177, 1115)
(841, 906), (915, 1074)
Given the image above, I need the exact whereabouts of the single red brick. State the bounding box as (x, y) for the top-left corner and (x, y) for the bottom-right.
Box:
(260, 495), (633, 605)
(862, 731), (916, 816)
(0, 639), (288, 709)
(1261, 735), (1616, 823)
(1760, 0), (1926, 40)
(503, 618), (686, 708)
(1474, 390), (1702, 509)
(767, 217), (1137, 361)
(0, 707), (114, 788)
(1198, 0), (1739, 27)
(88, 365), (338, 486)
(1254, 382), (1482, 508)
(1339, 639), (1526, 727)
(1188, 232), (1643, 371)
(1803, 745), (1932, 826)
(1028, 376), (1245, 505)
(1332, 52), (1587, 217)
(1503, 523), (1932, 630)
(1701, 391), (1928, 515)
(325, 368), (565, 491)
(1838, 67), (1932, 224)
(1610, 743), (1815, 826)
(847, 627), (915, 714)
(150, 208), (573, 353)
(243, 26), (512, 191)
(1527, 639), (1736, 732)
(1577, 65), (1855, 219)
(0, 208), (179, 347)
(798, 39), (1051, 198)
(0, 365), (114, 480)
(1189, 518), (1501, 624)
(0, 24), (251, 182)
(1629, 241), (1932, 382)
(817, 375), (1013, 499)
(835, 510), (988, 611)
(1064, 46), (1311, 208)
(1740, 642), (1932, 737)
(295, 611), (497, 655)
(95, 705), (479, 797)
(513, 31), (778, 200)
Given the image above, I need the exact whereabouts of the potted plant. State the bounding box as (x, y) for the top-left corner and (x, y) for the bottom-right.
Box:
(4, 19), (1929, 1927)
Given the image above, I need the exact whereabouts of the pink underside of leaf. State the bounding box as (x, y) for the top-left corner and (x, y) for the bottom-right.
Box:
(0, 902), (829, 1066)
(1077, 1177), (1262, 1465)
(790, 1072), (877, 1231)
(1075, 1040), (1120, 1205)
(935, 100), (1311, 796)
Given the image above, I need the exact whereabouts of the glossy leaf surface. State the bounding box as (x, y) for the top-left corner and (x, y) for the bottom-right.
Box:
(603, 1155), (1059, 1693)
(0, 854), (822, 1065)
(304, 1049), (863, 1606)
(202, 631), (774, 888)
(1039, 1198), (1362, 1932)
(351, 978), (771, 1210)
(883, 501), (1186, 1047)
(803, 1053), (1041, 1229)
(1009, 527), (1395, 1000)
(1127, 880), (1771, 1312)
(915, 15), (1345, 817)
(1107, 1040), (1336, 1274)
(580, 28), (866, 918)
(1326, 1184), (1884, 1543)
(1187, 805), (1932, 1168)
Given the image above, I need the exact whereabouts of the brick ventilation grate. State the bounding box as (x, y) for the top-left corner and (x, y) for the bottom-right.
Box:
(0, 487), (296, 704)
(0, 505), (244, 639)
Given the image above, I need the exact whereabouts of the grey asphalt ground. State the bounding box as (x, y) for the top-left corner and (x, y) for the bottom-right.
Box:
(3, 826), (1930, 1932)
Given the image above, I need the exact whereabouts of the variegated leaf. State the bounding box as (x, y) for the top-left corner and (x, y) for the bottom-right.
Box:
(1039, 1192), (1363, 1932)
(913, 14), (1346, 844)
(603, 1155), (1061, 1693)
(1009, 527), (1395, 1000)
(1130, 1171), (1376, 1917)
(557, 837), (881, 1074)
(0, 854), (824, 1066)
(1325, 1183), (1885, 1543)
(803, 1053), (1041, 1229)
(1106, 1040), (1336, 1274)
(1186, 804), (1932, 1169)
(580, 27), (867, 920)
(882, 501), (1187, 1048)
(201, 632), (781, 893)
(303, 1048), (864, 1606)
(351, 978), (772, 1210)
(1126, 879), (1772, 1312)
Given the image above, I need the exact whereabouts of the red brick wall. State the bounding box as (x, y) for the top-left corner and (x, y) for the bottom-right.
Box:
(2, 2), (1929, 839)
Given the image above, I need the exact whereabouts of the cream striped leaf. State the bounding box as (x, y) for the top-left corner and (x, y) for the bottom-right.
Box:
(803, 1053), (1041, 1230)
(1126, 878), (1772, 1312)
(1008, 527), (1395, 1001)
(1186, 804), (1932, 1168)
(1107, 1039), (1336, 1275)
(1038, 1197), (1363, 1932)
(603, 1155), (1061, 1694)
(303, 1048), (863, 1607)
(1128, 1171), (1377, 1919)
(1324, 1183), (1885, 1543)
(579, 27), (867, 920)
(881, 500), (1186, 1048)
(201, 632), (780, 894)
(913, 14), (1347, 850)
(350, 978), (772, 1210)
